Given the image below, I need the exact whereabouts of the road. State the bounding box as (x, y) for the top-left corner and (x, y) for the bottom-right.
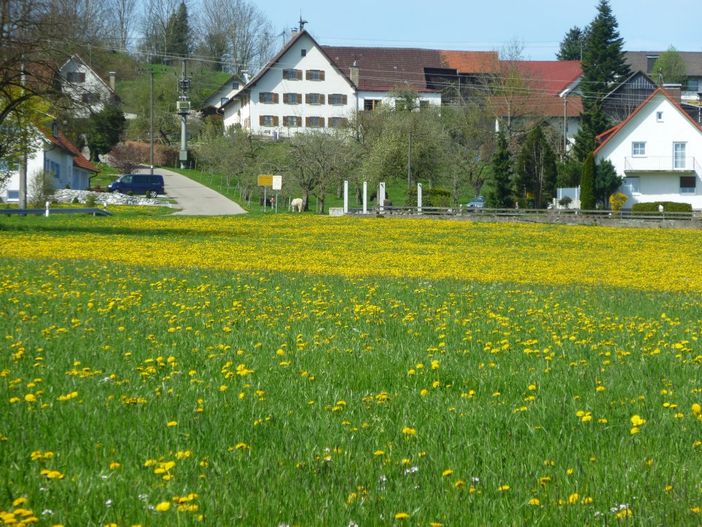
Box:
(138, 167), (247, 216)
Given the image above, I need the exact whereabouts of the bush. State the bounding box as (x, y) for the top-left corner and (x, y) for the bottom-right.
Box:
(407, 186), (452, 207)
(85, 193), (98, 207)
(632, 202), (692, 213)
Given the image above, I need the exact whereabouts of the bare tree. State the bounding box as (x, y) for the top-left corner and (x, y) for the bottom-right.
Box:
(196, 0), (275, 72)
(140, 0), (181, 61)
(106, 0), (138, 49)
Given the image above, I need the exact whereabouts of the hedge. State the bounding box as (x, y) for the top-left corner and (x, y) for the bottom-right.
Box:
(407, 187), (452, 207)
(632, 202), (692, 213)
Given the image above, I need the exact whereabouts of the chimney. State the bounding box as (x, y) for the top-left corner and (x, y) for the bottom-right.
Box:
(349, 61), (359, 87)
(109, 71), (116, 91)
(663, 83), (682, 103)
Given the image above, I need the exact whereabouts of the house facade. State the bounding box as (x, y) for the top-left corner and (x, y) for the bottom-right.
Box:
(58, 55), (118, 117)
(595, 88), (702, 209)
(3, 126), (98, 202)
(222, 31), (358, 136)
(221, 31), (500, 137)
(625, 51), (702, 103)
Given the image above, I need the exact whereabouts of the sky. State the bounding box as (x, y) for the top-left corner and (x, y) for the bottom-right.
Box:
(259, 0), (699, 60)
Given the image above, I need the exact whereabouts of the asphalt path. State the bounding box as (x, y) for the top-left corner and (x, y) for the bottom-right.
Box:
(138, 167), (247, 215)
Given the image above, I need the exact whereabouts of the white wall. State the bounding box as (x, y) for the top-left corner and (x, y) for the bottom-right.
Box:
(356, 91), (442, 112)
(225, 34), (357, 137)
(60, 57), (111, 117)
(596, 92), (702, 209)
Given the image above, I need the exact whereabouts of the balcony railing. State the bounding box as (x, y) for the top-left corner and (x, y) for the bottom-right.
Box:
(624, 156), (698, 172)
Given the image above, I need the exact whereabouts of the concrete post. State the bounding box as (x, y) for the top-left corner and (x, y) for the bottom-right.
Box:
(362, 181), (368, 214)
(343, 180), (348, 214)
(379, 182), (386, 213)
(417, 183), (423, 214)
(45, 201), (50, 217)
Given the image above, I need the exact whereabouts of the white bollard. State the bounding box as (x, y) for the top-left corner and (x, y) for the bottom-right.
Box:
(343, 180), (348, 214)
(417, 183), (423, 214)
(45, 201), (50, 217)
(362, 181), (368, 214)
(379, 182), (386, 214)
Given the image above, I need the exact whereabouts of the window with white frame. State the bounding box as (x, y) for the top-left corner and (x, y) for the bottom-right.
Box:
(283, 116), (301, 127)
(259, 92), (279, 104)
(305, 93), (325, 105)
(305, 116), (324, 128)
(259, 115), (279, 127)
(283, 93), (302, 104)
(631, 142), (646, 156)
(306, 70), (325, 81)
(680, 175), (696, 193)
(328, 94), (347, 105)
(282, 69), (302, 81)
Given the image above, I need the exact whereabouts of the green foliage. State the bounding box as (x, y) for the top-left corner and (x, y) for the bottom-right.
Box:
(575, 0), (629, 160)
(557, 26), (586, 60)
(166, 2), (192, 59)
(595, 159), (622, 206)
(652, 47), (688, 86)
(407, 186), (452, 207)
(580, 153), (596, 210)
(557, 156), (582, 188)
(515, 125), (557, 208)
(486, 130), (513, 208)
(632, 201), (692, 213)
(87, 104), (126, 159)
(28, 171), (54, 207)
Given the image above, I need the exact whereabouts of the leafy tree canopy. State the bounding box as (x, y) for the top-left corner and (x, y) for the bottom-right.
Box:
(652, 47), (688, 86)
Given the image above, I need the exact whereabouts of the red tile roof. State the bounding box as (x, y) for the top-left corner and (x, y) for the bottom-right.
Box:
(511, 61), (582, 96)
(43, 129), (99, 173)
(440, 50), (499, 74)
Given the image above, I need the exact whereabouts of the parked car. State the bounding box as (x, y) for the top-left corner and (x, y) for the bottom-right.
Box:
(466, 196), (485, 208)
(107, 174), (164, 198)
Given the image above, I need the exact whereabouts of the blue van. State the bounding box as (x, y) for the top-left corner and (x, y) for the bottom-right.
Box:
(107, 174), (165, 197)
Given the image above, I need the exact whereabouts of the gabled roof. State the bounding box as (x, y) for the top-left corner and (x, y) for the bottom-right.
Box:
(602, 70), (656, 100)
(42, 128), (99, 173)
(594, 87), (702, 155)
(59, 54), (116, 96)
(511, 61), (582, 97)
(231, 30), (355, 101)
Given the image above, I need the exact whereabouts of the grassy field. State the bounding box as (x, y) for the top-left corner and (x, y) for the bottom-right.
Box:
(1, 214), (702, 526)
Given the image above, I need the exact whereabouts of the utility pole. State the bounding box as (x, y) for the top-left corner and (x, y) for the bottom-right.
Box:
(177, 60), (191, 169)
(149, 67), (154, 175)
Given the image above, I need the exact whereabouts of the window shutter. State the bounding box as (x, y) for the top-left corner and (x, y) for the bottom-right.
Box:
(320, 94), (325, 104)
(305, 117), (311, 127)
(259, 116), (265, 126)
(273, 93), (279, 103)
(320, 70), (326, 81)
(296, 94), (302, 104)
(296, 69), (303, 80)
(273, 116), (279, 126)
(342, 94), (347, 104)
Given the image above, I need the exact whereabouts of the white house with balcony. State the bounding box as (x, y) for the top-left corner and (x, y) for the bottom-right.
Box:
(595, 87), (702, 209)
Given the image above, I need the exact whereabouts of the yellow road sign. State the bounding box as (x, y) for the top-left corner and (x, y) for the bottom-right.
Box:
(257, 175), (273, 187)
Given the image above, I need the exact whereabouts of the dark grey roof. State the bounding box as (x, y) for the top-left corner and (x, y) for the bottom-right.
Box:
(625, 51), (702, 76)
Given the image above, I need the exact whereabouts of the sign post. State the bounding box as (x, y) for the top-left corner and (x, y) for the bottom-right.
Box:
(257, 174), (274, 212)
(272, 175), (282, 213)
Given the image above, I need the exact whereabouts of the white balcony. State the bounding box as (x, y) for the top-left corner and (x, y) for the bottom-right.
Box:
(624, 156), (699, 173)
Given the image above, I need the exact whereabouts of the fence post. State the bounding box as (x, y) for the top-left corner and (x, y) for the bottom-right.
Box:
(362, 181), (368, 214)
(417, 183), (422, 214)
(343, 180), (348, 214)
(378, 182), (386, 214)
(45, 201), (50, 217)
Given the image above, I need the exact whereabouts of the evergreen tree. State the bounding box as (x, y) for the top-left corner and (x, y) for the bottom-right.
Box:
(486, 130), (513, 208)
(557, 26), (586, 61)
(574, 0), (630, 161)
(594, 159), (621, 206)
(580, 153), (596, 210)
(515, 125), (557, 208)
(88, 104), (126, 160)
(165, 1), (191, 59)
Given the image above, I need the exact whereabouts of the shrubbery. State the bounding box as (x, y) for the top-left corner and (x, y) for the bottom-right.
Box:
(632, 202), (692, 213)
(407, 186), (452, 207)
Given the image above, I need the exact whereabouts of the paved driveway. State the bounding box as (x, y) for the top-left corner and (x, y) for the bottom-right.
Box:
(138, 168), (247, 215)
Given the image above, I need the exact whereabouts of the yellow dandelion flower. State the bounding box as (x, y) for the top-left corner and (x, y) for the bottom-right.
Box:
(166, 421), (178, 427)
(528, 498), (540, 506)
(402, 427), (417, 436)
(442, 469), (454, 477)
(155, 501), (171, 512)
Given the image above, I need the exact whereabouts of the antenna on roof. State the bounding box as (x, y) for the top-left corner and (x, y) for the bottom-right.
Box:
(298, 13), (308, 32)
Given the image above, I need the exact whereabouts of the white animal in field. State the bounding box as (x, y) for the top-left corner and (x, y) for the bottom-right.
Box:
(291, 198), (304, 212)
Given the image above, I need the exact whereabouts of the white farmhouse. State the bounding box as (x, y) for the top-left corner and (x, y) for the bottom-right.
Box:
(595, 87), (702, 209)
(221, 30), (499, 136)
(3, 125), (98, 202)
(223, 31), (357, 137)
(58, 55), (118, 117)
